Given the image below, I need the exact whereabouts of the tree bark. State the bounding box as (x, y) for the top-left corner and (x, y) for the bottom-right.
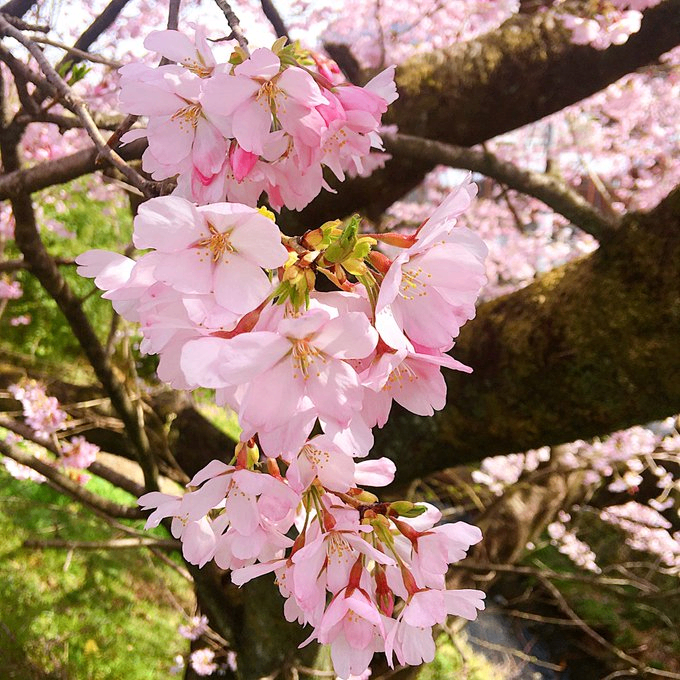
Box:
(376, 188), (680, 489)
(287, 0), (680, 229)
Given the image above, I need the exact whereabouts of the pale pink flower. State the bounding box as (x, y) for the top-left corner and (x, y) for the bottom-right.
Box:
(375, 181), (488, 350)
(133, 196), (287, 314)
(181, 305), (377, 444)
(60, 436), (98, 469)
(189, 648), (217, 676)
(119, 62), (226, 185)
(202, 47), (328, 157)
(144, 29), (218, 78)
(0, 278), (22, 299)
(286, 434), (357, 493)
(179, 614), (209, 640)
(361, 344), (471, 427)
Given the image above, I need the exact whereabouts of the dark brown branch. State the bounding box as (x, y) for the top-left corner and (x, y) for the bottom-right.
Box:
(377, 185), (680, 488)
(383, 133), (618, 241)
(0, 438), (144, 519)
(0, 16), (154, 196)
(290, 0), (680, 228)
(24, 537), (179, 550)
(0, 13), (48, 32)
(167, 0), (181, 31)
(0, 0), (36, 19)
(214, 0), (249, 53)
(15, 110), (126, 131)
(0, 138), (146, 199)
(0, 123), (158, 491)
(260, 0), (290, 40)
(55, 0), (131, 72)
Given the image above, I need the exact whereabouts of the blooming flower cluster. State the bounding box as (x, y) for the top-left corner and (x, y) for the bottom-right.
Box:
(77, 166), (488, 676)
(119, 30), (397, 210)
(3, 380), (99, 483)
(559, 0), (662, 49)
(9, 379), (67, 438)
(600, 501), (680, 568)
(0, 277), (22, 300)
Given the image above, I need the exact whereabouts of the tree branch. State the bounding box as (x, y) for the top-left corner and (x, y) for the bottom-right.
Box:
(0, 15), (155, 196)
(376, 185), (680, 487)
(0, 438), (144, 519)
(54, 0), (131, 72)
(289, 0), (680, 228)
(214, 0), (249, 54)
(23, 537), (179, 550)
(30, 35), (121, 67)
(383, 133), (618, 241)
(0, 117), (159, 491)
(0, 138), (146, 199)
(260, 0), (290, 40)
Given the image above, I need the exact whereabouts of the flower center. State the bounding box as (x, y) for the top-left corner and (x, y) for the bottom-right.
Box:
(196, 223), (234, 262)
(171, 102), (202, 131)
(291, 339), (326, 380)
(302, 444), (330, 469)
(398, 266), (431, 300)
(182, 58), (213, 78)
(382, 362), (418, 393)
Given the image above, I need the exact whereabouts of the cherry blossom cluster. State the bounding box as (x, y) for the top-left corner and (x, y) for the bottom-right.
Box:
(2, 380), (99, 483)
(77, 171), (488, 677)
(9, 379), (68, 438)
(559, 0), (662, 49)
(169, 614), (238, 676)
(473, 418), (679, 576)
(547, 511), (601, 574)
(119, 30), (397, 210)
(600, 501), (680, 569)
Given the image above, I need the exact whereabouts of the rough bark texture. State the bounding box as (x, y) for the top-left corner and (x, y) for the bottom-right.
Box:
(286, 0), (680, 229)
(376, 188), (680, 489)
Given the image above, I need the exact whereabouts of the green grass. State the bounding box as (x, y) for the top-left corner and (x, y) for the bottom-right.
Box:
(417, 634), (501, 680)
(1, 181), (133, 370)
(0, 467), (193, 679)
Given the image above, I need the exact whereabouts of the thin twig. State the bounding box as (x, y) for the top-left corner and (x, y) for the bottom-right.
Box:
(539, 577), (680, 679)
(449, 561), (655, 591)
(0, 256), (74, 272)
(214, 0), (249, 54)
(0, 13), (49, 32)
(0, 438), (144, 519)
(24, 537), (179, 550)
(29, 36), (121, 67)
(382, 133), (619, 242)
(0, 15), (154, 197)
(465, 634), (564, 672)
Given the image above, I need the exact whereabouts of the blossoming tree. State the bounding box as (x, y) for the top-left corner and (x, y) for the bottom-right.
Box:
(0, 0), (679, 678)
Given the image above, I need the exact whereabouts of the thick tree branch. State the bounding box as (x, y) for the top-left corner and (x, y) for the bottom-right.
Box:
(54, 0), (131, 72)
(0, 138), (146, 199)
(0, 15), (154, 196)
(0, 438), (144, 519)
(376, 185), (680, 488)
(290, 0), (680, 228)
(383, 133), (618, 240)
(260, 0), (290, 40)
(0, 0), (36, 19)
